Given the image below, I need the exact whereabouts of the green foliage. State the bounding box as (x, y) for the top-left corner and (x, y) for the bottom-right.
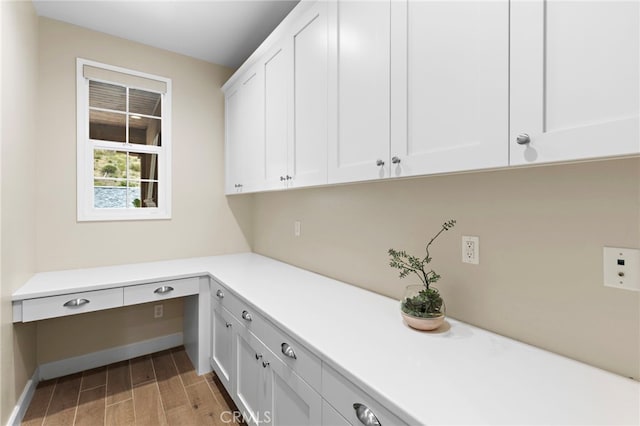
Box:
(401, 288), (443, 318)
(101, 164), (118, 177)
(389, 219), (456, 315)
(132, 198), (141, 208)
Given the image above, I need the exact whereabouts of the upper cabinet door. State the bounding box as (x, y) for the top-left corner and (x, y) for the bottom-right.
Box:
(328, 0), (391, 184)
(391, 0), (509, 177)
(289, 1), (329, 188)
(225, 85), (243, 194)
(510, 0), (639, 165)
(225, 67), (265, 194)
(263, 40), (291, 190)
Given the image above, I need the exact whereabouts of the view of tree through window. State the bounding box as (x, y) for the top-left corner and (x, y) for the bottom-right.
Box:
(88, 80), (161, 209)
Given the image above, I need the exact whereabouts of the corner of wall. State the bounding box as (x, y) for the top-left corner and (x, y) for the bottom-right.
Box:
(0, 0), (39, 423)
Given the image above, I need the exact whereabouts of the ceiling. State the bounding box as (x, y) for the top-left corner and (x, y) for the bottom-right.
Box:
(33, 0), (300, 69)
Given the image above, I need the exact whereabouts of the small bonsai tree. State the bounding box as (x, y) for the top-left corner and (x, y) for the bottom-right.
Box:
(388, 219), (456, 318)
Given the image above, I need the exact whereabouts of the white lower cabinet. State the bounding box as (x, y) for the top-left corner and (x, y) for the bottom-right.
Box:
(210, 302), (234, 393)
(322, 400), (350, 426)
(234, 316), (267, 426)
(322, 365), (408, 426)
(211, 282), (323, 426)
(210, 283), (404, 426)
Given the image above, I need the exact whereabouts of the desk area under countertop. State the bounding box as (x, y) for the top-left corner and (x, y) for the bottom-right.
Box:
(12, 253), (640, 425)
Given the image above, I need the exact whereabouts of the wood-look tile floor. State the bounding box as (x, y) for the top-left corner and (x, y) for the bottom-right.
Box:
(22, 346), (243, 426)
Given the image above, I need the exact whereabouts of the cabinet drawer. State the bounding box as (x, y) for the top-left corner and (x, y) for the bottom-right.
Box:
(219, 286), (261, 327)
(253, 316), (322, 392)
(22, 288), (123, 322)
(210, 279), (229, 308)
(123, 277), (199, 305)
(322, 365), (408, 426)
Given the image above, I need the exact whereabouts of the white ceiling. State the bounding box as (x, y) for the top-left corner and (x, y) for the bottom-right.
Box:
(33, 0), (300, 69)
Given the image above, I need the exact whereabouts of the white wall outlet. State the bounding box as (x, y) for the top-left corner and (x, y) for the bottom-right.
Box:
(462, 236), (479, 264)
(154, 304), (164, 318)
(294, 221), (301, 237)
(603, 247), (640, 291)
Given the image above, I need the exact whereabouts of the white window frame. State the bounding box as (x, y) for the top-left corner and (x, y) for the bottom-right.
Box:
(76, 58), (172, 221)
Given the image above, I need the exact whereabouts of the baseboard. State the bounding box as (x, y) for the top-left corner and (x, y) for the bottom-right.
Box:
(7, 367), (39, 426)
(38, 332), (183, 380)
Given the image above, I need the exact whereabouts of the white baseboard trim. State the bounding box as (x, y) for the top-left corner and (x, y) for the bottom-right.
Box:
(39, 332), (183, 380)
(7, 367), (39, 426)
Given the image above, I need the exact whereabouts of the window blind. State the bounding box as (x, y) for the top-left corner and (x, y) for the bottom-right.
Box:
(83, 65), (167, 94)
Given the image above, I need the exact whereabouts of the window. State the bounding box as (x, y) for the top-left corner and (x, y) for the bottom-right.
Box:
(76, 58), (171, 221)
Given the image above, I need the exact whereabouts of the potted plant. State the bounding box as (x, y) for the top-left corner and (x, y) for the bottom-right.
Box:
(388, 219), (456, 330)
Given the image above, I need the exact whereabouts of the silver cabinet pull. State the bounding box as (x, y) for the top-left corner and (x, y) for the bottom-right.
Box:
(280, 176), (286, 181)
(63, 298), (89, 308)
(255, 353), (263, 360)
(391, 156), (401, 164)
(154, 286), (174, 294)
(225, 322), (232, 328)
(516, 133), (531, 145)
(376, 159), (385, 166)
(281, 343), (297, 359)
(241, 310), (252, 322)
(216, 289), (224, 299)
(285, 175), (292, 180)
(262, 361), (270, 368)
(353, 403), (381, 426)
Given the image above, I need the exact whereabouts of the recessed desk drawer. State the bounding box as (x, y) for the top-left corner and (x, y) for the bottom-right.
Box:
(22, 288), (123, 322)
(123, 277), (199, 305)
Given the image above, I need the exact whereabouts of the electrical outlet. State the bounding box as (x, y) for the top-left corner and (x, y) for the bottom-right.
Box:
(154, 304), (164, 318)
(294, 221), (301, 237)
(462, 236), (479, 264)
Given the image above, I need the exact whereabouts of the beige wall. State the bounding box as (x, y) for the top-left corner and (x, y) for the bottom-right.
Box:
(33, 18), (252, 365)
(37, 299), (183, 364)
(37, 17), (250, 271)
(252, 158), (640, 380)
(0, 0), (39, 423)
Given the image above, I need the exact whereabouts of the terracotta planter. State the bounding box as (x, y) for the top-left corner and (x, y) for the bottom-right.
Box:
(401, 311), (445, 331)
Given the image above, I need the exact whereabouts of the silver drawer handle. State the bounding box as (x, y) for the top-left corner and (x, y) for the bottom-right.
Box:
(255, 353), (263, 360)
(216, 289), (224, 299)
(262, 361), (270, 368)
(516, 133), (531, 145)
(281, 343), (297, 359)
(63, 298), (90, 308)
(376, 159), (385, 167)
(353, 403), (381, 426)
(154, 286), (174, 294)
(225, 322), (232, 328)
(241, 310), (252, 322)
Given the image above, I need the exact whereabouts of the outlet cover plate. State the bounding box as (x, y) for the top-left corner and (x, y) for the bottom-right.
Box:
(462, 236), (479, 265)
(603, 247), (640, 291)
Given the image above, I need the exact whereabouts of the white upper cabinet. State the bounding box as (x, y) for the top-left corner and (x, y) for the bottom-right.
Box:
(510, 0), (639, 165)
(391, 0), (509, 177)
(224, 0), (638, 194)
(289, 1), (329, 188)
(225, 66), (265, 193)
(328, 0), (508, 184)
(263, 39), (292, 191)
(328, 0), (391, 184)
(230, 1), (329, 193)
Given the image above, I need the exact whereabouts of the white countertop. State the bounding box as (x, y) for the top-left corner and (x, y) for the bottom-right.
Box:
(13, 253), (640, 425)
